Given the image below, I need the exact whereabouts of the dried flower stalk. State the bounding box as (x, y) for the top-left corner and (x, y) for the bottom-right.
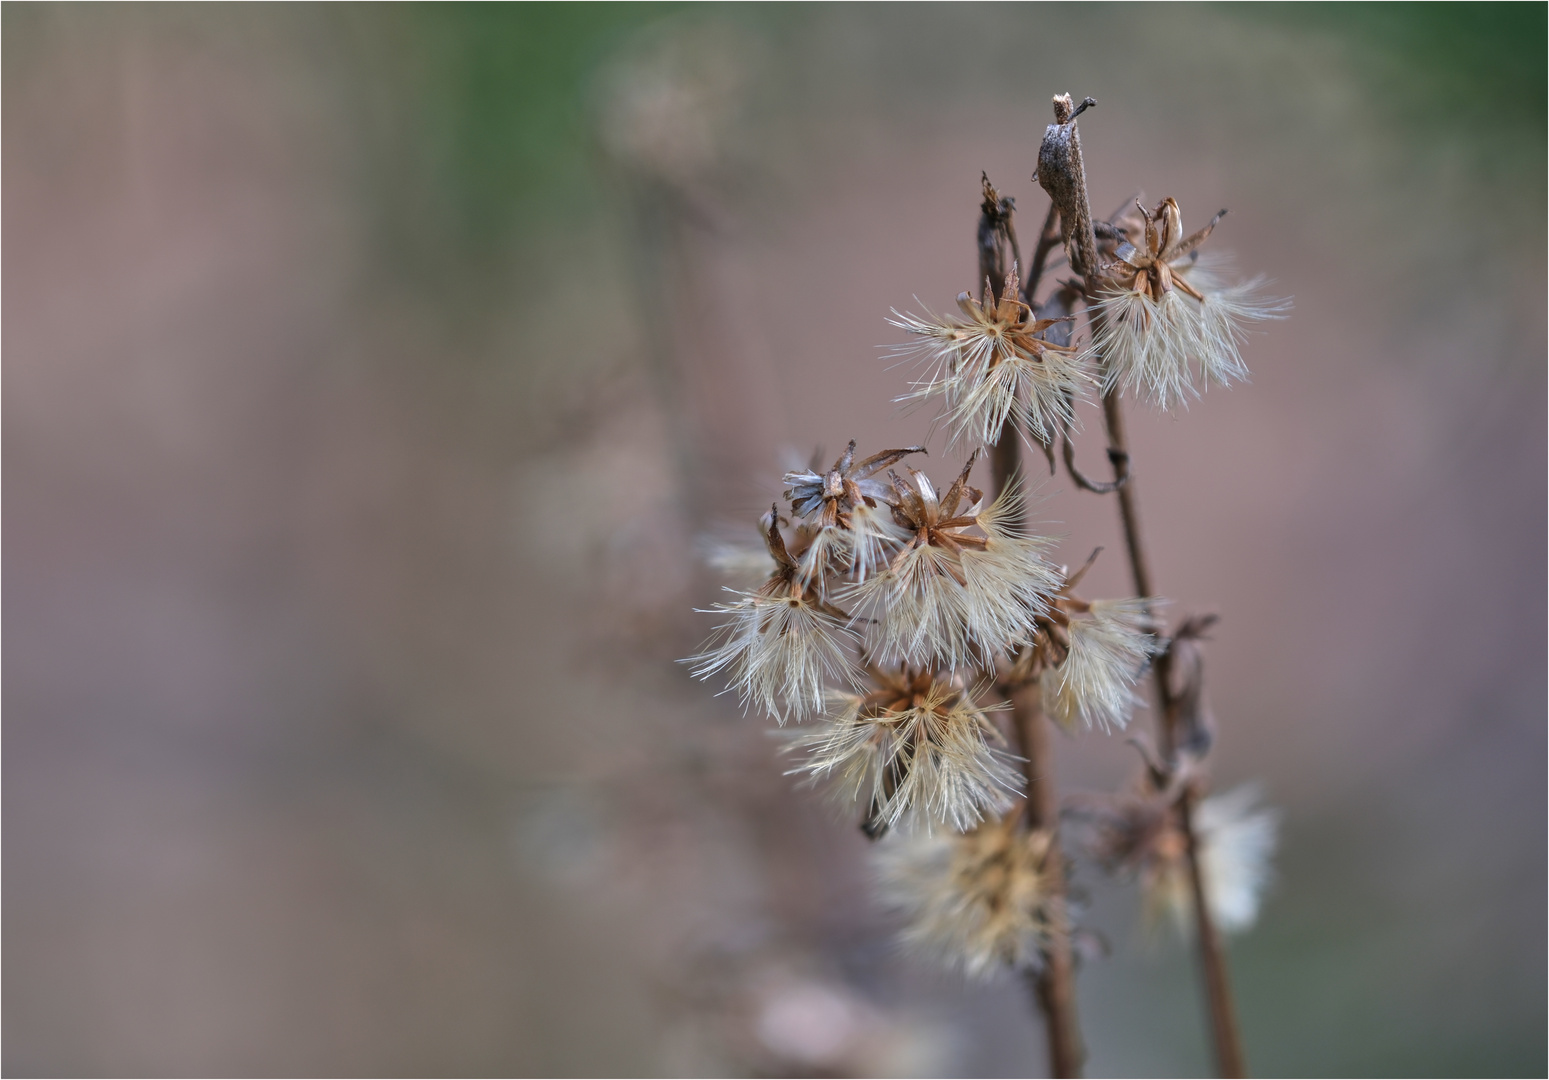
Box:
(688, 89), (1284, 1080)
(1037, 91), (1285, 1077)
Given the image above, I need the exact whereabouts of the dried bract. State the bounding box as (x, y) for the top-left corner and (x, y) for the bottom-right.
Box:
(1091, 198), (1287, 409)
(783, 441), (921, 589)
(876, 815), (1054, 979)
(890, 266), (1089, 448)
(787, 667), (1020, 833)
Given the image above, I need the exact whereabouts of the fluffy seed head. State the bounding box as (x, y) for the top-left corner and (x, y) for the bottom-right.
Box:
(786, 667), (1021, 833)
(783, 441), (922, 594)
(1041, 598), (1158, 732)
(846, 457), (1062, 669)
(1090, 198), (1287, 409)
(1082, 781), (1279, 938)
(889, 266), (1089, 447)
(688, 507), (861, 722)
(1004, 551), (1158, 732)
(875, 816), (1053, 979)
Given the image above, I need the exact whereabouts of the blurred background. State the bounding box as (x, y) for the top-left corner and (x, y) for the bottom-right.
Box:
(5, 4), (1544, 1076)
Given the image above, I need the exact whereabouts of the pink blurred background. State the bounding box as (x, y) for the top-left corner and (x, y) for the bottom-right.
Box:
(6, 6), (1544, 1075)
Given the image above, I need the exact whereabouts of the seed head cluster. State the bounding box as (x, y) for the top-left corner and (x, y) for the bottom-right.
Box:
(688, 92), (1284, 987)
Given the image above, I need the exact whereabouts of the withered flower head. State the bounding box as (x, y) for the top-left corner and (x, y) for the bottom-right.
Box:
(1007, 552), (1157, 732)
(889, 265), (1089, 448)
(688, 506), (861, 722)
(786, 666), (1020, 833)
(1081, 781), (1279, 938)
(1091, 197), (1287, 409)
(845, 454), (1062, 669)
(1041, 598), (1157, 732)
(875, 814), (1054, 980)
(782, 441), (922, 589)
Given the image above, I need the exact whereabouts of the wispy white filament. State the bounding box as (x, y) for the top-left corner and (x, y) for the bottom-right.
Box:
(1092, 277), (1287, 410)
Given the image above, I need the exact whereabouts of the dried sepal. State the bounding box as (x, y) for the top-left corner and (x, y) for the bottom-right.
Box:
(875, 814), (1055, 979)
(785, 667), (1020, 833)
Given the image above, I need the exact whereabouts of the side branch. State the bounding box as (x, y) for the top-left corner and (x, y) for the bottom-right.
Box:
(1063, 426), (1129, 494)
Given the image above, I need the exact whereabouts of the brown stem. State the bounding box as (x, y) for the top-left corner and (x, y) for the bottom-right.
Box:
(1100, 388), (1246, 1078)
(1181, 790), (1246, 1078)
(1011, 681), (1085, 1078)
(1021, 202), (1062, 307)
(992, 414), (1084, 1079)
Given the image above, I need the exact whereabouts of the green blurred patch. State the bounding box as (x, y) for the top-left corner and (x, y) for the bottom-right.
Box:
(1247, 3), (1547, 137)
(405, 3), (676, 254)
(345, 2), (684, 311)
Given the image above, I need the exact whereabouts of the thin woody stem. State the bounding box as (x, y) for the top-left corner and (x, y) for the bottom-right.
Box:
(1021, 202), (1061, 307)
(1100, 391), (1245, 1077)
(984, 202), (1085, 1080)
(1008, 678), (1084, 1079)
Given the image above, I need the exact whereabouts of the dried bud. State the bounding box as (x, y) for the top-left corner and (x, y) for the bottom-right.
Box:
(1036, 94), (1100, 279)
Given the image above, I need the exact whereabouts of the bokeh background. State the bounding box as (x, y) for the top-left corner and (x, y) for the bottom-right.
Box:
(5, 4), (1545, 1076)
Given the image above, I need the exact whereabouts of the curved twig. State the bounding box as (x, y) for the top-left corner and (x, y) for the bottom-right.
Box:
(1062, 429), (1129, 493)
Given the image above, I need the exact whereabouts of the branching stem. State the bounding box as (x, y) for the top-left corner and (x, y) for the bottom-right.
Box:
(983, 200), (1085, 1078)
(1036, 89), (1248, 1077)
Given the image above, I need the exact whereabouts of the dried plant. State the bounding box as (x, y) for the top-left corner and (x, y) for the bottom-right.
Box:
(688, 91), (1286, 1077)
